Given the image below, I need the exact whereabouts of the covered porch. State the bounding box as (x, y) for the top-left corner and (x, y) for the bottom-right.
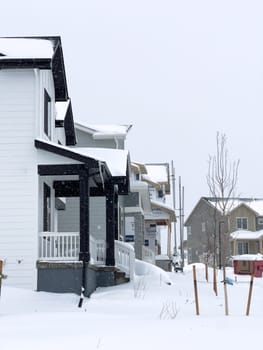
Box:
(144, 200), (176, 266)
(35, 139), (134, 296)
(230, 229), (263, 256)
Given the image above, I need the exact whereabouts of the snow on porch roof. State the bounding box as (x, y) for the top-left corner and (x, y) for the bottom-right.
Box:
(35, 139), (129, 177)
(73, 147), (129, 177)
(75, 121), (132, 139)
(230, 230), (263, 240)
(0, 38), (54, 58)
(232, 254), (263, 261)
(145, 164), (169, 183)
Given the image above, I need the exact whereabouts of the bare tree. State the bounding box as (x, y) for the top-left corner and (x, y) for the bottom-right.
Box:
(206, 132), (240, 315)
(207, 132), (239, 214)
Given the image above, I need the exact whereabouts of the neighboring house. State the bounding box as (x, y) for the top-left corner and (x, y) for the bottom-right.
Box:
(185, 197), (263, 265)
(143, 163), (176, 260)
(124, 162), (151, 260)
(0, 36), (134, 296)
(121, 161), (176, 266)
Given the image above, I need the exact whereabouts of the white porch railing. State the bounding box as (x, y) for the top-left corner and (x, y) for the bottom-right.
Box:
(39, 232), (79, 261)
(39, 233), (135, 280)
(114, 240), (135, 280)
(90, 236), (106, 265)
(142, 246), (156, 265)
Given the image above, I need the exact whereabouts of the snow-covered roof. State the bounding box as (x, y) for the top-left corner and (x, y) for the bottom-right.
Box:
(0, 38), (54, 59)
(75, 121), (132, 139)
(36, 139), (129, 177)
(207, 198), (263, 215)
(55, 100), (70, 121)
(74, 147), (128, 177)
(232, 254), (263, 261)
(230, 230), (263, 240)
(145, 164), (169, 183)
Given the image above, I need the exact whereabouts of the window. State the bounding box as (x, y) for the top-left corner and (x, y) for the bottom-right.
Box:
(158, 190), (164, 198)
(238, 241), (248, 255)
(135, 173), (140, 180)
(236, 217), (248, 230)
(258, 217), (263, 225)
(43, 183), (51, 232)
(44, 89), (51, 138)
(187, 226), (192, 236)
(144, 240), (149, 246)
(201, 222), (206, 232)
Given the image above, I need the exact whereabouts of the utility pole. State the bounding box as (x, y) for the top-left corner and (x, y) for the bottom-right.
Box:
(171, 160), (177, 254)
(182, 184), (185, 269)
(179, 176), (185, 269)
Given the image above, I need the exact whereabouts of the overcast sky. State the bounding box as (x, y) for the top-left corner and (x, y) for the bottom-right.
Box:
(2, 0), (263, 218)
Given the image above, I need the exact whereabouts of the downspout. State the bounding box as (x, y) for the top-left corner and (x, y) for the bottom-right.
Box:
(114, 136), (119, 149)
(33, 68), (40, 291)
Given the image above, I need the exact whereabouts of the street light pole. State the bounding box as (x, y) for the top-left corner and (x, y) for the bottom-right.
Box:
(171, 160), (177, 254)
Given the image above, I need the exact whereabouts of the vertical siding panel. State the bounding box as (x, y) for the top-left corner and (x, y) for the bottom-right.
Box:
(0, 70), (38, 288)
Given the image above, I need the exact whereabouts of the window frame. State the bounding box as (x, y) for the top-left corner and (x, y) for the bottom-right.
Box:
(237, 241), (249, 255)
(236, 217), (248, 230)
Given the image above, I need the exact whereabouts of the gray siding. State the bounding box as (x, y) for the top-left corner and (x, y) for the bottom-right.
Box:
(124, 192), (140, 207)
(76, 129), (119, 149)
(125, 212), (144, 259)
(58, 197), (106, 240)
(185, 199), (225, 265)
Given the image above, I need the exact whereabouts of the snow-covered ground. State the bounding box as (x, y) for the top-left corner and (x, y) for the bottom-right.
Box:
(1, 262), (263, 350)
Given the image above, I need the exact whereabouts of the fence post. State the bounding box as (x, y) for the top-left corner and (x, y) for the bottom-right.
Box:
(246, 273), (254, 316)
(193, 265), (200, 315)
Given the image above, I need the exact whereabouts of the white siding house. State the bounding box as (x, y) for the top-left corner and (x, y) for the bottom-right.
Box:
(0, 37), (134, 295)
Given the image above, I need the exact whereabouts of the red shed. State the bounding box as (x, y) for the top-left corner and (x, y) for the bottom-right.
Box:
(233, 254), (263, 277)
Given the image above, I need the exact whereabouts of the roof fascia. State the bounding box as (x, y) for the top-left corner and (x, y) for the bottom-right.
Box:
(35, 139), (99, 168)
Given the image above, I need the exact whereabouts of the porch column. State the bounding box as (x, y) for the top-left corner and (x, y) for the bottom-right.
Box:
(106, 185), (116, 266)
(167, 222), (172, 258)
(79, 167), (90, 263)
(114, 190), (119, 240)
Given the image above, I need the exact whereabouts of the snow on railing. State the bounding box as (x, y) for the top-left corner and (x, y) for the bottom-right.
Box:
(114, 240), (135, 280)
(142, 245), (155, 265)
(90, 236), (106, 265)
(39, 232), (79, 261)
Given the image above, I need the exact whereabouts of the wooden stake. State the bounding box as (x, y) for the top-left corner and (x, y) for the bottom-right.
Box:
(205, 262), (208, 282)
(213, 255), (218, 296)
(223, 266), (229, 316)
(193, 265), (200, 315)
(246, 273), (254, 316)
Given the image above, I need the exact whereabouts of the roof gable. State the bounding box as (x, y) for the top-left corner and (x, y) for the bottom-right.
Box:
(0, 36), (68, 101)
(184, 197), (221, 226)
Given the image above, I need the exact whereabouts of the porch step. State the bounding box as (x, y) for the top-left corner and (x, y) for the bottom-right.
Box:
(114, 269), (130, 285)
(87, 264), (130, 287)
